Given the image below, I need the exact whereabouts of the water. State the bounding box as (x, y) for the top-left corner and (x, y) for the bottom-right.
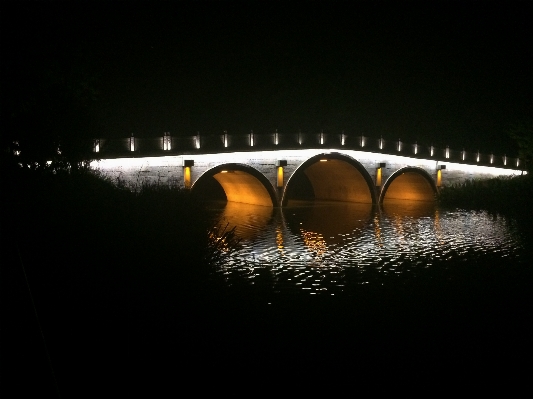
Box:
(195, 199), (533, 378)
(206, 199), (528, 297)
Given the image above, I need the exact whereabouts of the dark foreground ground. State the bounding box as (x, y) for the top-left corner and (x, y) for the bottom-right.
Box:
(4, 235), (532, 395)
(2, 170), (533, 395)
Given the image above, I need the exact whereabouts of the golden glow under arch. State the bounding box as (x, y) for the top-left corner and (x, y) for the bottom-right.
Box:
(282, 152), (376, 205)
(380, 167), (437, 203)
(192, 163), (277, 207)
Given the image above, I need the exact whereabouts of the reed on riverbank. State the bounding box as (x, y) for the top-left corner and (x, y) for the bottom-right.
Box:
(437, 173), (533, 218)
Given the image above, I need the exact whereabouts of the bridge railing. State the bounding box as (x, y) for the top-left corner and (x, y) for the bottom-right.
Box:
(91, 132), (523, 170)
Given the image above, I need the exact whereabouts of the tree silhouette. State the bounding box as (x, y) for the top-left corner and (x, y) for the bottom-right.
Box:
(2, 3), (100, 169)
(508, 121), (533, 172)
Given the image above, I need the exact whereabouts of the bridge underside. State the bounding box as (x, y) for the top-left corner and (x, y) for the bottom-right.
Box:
(192, 161), (438, 207)
(303, 159), (373, 204)
(213, 170), (274, 207)
(287, 157), (372, 204)
(382, 171), (435, 202)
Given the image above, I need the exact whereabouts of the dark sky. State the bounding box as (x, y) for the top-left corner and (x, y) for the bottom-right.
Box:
(2, 0), (532, 155)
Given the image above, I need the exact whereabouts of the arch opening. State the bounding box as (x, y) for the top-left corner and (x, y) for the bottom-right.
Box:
(381, 168), (437, 203)
(284, 153), (375, 205)
(192, 164), (276, 207)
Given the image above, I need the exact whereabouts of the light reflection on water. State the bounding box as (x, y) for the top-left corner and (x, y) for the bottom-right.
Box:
(206, 200), (525, 295)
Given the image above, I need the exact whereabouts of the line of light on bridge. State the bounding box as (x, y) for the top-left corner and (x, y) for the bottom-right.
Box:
(90, 148), (524, 178)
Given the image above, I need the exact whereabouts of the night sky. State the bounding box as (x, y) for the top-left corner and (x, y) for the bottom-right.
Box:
(2, 0), (532, 155)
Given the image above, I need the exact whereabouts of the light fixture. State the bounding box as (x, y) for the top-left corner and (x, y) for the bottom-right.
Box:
(195, 132), (201, 149)
(376, 163), (386, 187)
(182, 159), (194, 189)
(436, 165), (445, 187)
(130, 134), (135, 152)
(277, 166), (283, 187)
(163, 132), (171, 151)
(276, 160), (287, 188)
(12, 141), (21, 156)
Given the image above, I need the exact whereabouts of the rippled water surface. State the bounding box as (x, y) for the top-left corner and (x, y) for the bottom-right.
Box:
(206, 200), (527, 296)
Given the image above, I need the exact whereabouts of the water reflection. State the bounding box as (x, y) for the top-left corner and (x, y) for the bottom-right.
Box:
(381, 199), (436, 218)
(207, 200), (525, 296)
(208, 201), (273, 240)
(285, 200), (373, 245)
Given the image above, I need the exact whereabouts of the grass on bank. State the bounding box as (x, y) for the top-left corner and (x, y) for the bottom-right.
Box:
(437, 173), (533, 218)
(4, 163), (239, 273)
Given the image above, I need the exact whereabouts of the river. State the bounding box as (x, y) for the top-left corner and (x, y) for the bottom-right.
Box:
(196, 199), (532, 377)
(206, 199), (528, 295)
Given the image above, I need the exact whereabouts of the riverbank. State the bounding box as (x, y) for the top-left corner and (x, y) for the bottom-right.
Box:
(2, 166), (226, 395)
(3, 166), (532, 394)
(438, 173), (533, 219)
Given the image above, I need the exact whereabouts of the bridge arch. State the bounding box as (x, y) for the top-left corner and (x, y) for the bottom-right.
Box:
(379, 167), (437, 203)
(282, 152), (376, 206)
(191, 163), (277, 207)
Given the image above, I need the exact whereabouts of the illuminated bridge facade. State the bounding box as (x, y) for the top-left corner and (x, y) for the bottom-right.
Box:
(90, 131), (525, 207)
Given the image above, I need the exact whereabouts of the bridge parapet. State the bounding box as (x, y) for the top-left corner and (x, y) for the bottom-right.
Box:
(91, 132), (522, 170)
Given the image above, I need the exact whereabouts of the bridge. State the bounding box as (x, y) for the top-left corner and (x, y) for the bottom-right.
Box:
(89, 131), (525, 207)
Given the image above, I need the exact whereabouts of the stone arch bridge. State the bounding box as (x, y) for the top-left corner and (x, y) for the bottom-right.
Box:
(90, 132), (524, 207)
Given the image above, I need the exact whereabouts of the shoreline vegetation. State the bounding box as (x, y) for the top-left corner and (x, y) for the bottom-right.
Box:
(3, 162), (245, 310)
(437, 173), (533, 221)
